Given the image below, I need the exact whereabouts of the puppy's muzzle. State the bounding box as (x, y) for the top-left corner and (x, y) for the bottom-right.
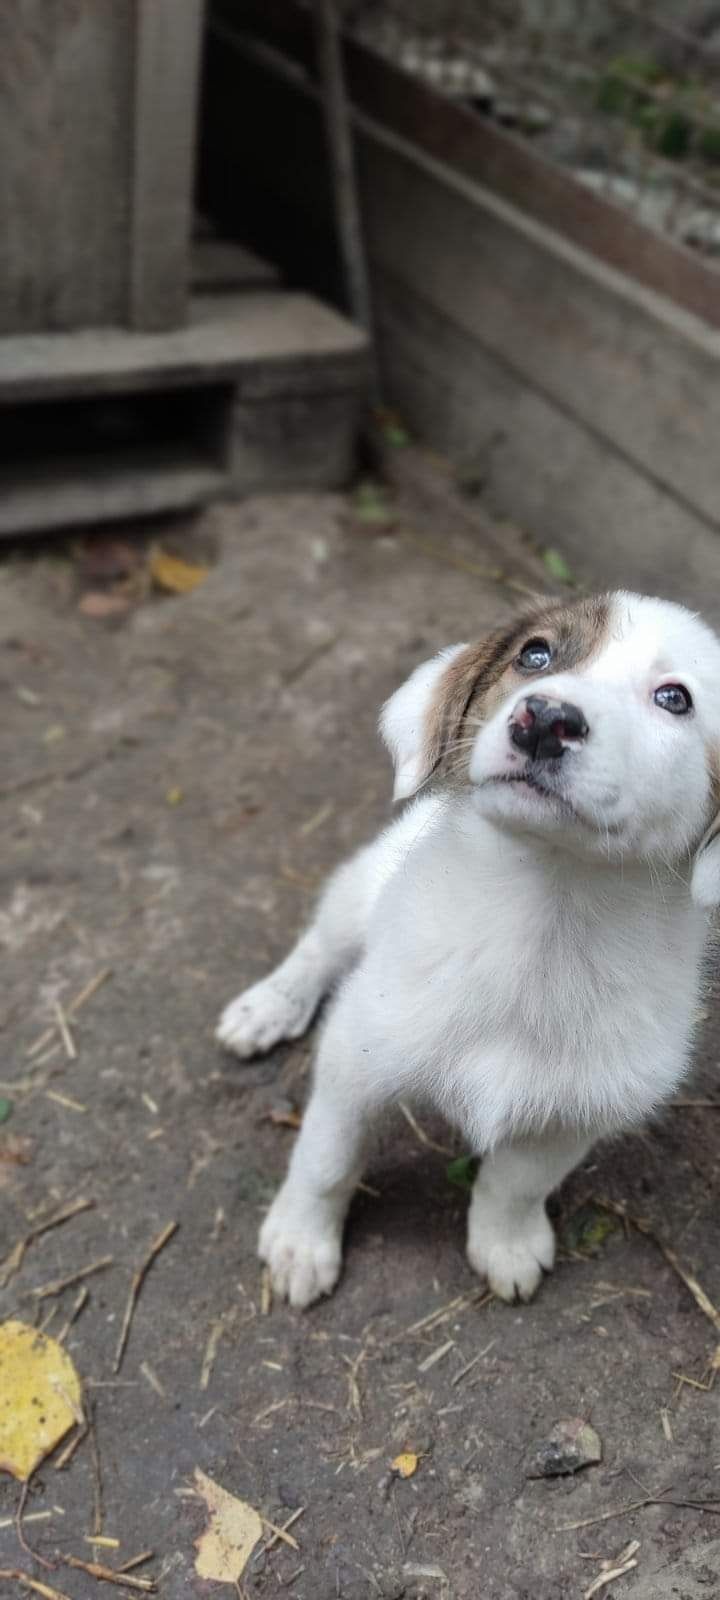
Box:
(509, 695), (589, 762)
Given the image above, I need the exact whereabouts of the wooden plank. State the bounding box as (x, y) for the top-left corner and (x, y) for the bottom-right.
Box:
(210, 0), (720, 330)
(0, 0), (133, 333)
(0, 292), (367, 403)
(0, 452), (226, 538)
(344, 42), (720, 331)
(128, 0), (204, 330)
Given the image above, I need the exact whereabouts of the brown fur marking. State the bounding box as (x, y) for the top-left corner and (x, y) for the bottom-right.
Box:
(426, 594), (611, 783)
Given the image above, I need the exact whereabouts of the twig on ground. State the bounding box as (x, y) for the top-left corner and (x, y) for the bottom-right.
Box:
(30, 1256), (113, 1301)
(597, 1197), (720, 1333)
(0, 1195), (94, 1288)
(0, 1572), (73, 1600)
(53, 1001), (76, 1061)
(261, 1507), (305, 1554)
(417, 1339), (455, 1373)
(116, 1552), (155, 1575)
(557, 1493), (720, 1532)
(113, 1220), (178, 1373)
(398, 1102), (454, 1156)
(62, 1554), (156, 1591)
(451, 1339), (497, 1386)
(398, 1289), (494, 1341)
(583, 1540), (640, 1599)
(56, 1285), (89, 1344)
(26, 969), (112, 1059)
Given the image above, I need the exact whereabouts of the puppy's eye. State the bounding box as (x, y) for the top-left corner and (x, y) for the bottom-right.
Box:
(517, 638), (553, 673)
(654, 683), (693, 715)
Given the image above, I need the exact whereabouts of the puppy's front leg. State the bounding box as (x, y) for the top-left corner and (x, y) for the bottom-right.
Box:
(260, 1013), (379, 1308)
(467, 1132), (590, 1303)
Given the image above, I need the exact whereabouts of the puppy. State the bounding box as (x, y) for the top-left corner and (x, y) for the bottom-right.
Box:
(217, 592), (720, 1308)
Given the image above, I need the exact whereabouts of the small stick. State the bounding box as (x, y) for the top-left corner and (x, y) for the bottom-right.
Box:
(140, 1361), (166, 1398)
(398, 1102), (454, 1156)
(597, 1197), (720, 1333)
(418, 1339), (455, 1373)
(54, 1423), (88, 1471)
(116, 1552), (155, 1575)
(557, 1494), (720, 1532)
(56, 1285), (89, 1344)
(30, 1255), (113, 1300)
(0, 1196), (94, 1287)
(451, 1339), (497, 1386)
(62, 1554), (156, 1591)
(45, 1090), (86, 1113)
(584, 1552), (639, 1599)
(26, 969), (112, 1058)
(53, 1000), (76, 1061)
(113, 1220), (178, 1373)
(260, 1267), (272, 1315)
(0, 1572), (74, 1600)
(261, 1506), (304, 1553)
(89, 1406), (103, 1536)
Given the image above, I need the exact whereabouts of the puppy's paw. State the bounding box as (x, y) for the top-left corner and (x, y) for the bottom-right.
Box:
(467, 1198), (555, 1304)
(259, 1192), (342, 1309)
(216, 979), (315, 1059)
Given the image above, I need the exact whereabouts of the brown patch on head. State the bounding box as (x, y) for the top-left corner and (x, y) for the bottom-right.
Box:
(426, 593), (611, 784)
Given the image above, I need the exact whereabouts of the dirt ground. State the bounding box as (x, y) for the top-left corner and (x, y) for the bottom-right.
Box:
(3, 486), (720, 1600)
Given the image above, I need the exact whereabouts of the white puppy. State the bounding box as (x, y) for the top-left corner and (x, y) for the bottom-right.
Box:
(217, 592), (720, 1307)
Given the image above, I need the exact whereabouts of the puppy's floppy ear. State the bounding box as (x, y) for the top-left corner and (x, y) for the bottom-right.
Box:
(691, 816), (720, 908)
(380, 645), (467, 801)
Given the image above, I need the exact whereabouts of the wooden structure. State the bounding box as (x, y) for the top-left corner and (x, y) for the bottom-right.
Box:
(0, 0), (368, 536)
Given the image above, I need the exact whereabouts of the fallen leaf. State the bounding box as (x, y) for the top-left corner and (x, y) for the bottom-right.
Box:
(150, 549), (208, 595)
(446, 1155), (479, 1191)
(193, 1468), (263, 1584)
(78, 591), (131, 619)
(562, 1203), (619, 1255)
(0, 1135), (33, 1166)
(351, 480), (395, 527)
(391, 1452), (419, 1479)
(542, 547), (574, 584)
(76, 538), (142, 582)
(525, 1416), (602, 1479)
(0, 1320), (82, 1480)
(165, 788), (184, 807)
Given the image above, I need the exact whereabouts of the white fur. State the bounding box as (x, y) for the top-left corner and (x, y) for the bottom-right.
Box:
(217, 593), (720, 1307)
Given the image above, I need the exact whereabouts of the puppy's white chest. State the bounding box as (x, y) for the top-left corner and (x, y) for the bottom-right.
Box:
(364, 815), (703, 1140)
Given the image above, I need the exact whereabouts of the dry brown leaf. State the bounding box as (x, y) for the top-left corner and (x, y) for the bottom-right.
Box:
(150, 549), (208, 595)
(78, 591), (131, 619)
(0, 1320), (82, 1480)
(391, 1452), (419, 1479)
(193, 1467), (262, 1583)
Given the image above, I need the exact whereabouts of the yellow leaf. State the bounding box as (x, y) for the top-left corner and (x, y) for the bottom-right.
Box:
(165, 787), (184, 806)
(193, 1468), (263, 1584)
(0, 1319), (82, 1481)
(150, 549), (208, 595)
(391, 1452), (419, 1479)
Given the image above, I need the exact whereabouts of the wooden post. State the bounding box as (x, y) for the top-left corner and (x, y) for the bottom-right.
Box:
(128, 0), (205, 330)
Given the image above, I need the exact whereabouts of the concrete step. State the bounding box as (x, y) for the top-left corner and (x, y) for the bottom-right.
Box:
(0, 291), (369, 535)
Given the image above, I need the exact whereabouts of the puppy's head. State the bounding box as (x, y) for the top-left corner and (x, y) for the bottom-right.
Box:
(381, 592), (720, 904)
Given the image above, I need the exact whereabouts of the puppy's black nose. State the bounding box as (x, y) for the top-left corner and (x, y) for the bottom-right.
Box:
(509, 695), (589, 761)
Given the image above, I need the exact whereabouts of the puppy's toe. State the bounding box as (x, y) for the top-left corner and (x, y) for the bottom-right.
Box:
(467, 1202), (555, 1304)
(259, 1201), (342, 1309)
(215, 980), (312, 1059)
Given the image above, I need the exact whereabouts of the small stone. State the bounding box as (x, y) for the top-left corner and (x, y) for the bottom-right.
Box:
(525, 1416), (602, 1479)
